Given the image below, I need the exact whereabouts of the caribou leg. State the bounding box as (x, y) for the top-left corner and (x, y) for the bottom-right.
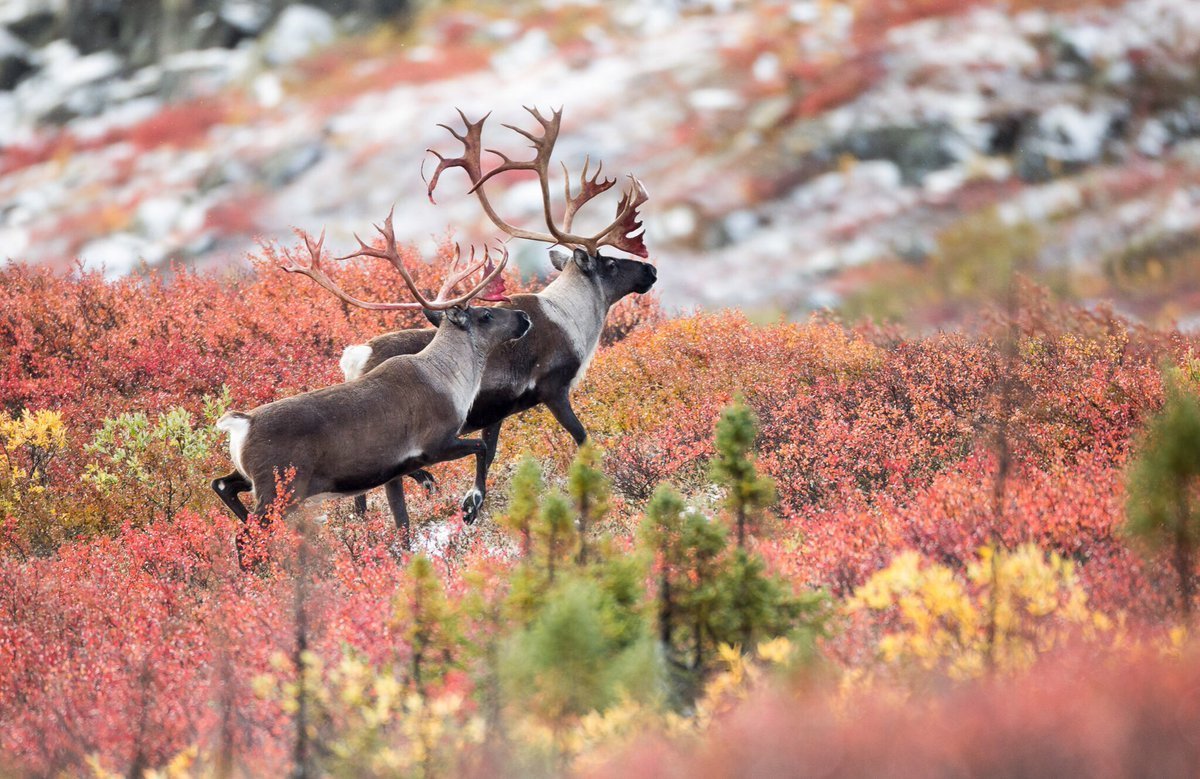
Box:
(212, 471), (251, 522)
(384, 477), (411, 551)
(457, 421), (504, 524)
(409, 468), (437, 493)
(214, 473), (261, 570)
(545, 393), (588, 445)
(353, 469), (435, 518)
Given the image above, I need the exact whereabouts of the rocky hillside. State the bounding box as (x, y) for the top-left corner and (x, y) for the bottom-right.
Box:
(2, 0), (1199, 324)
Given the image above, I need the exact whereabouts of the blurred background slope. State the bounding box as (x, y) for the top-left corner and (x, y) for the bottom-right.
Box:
(1, 0), (1199, 328)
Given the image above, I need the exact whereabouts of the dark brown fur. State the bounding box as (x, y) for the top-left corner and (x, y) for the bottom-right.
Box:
(212, 306), (531, 563)
(347, 249), (656, 520)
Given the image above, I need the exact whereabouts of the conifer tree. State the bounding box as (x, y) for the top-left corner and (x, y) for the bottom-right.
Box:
(643, 485), (687, 648)
(710, 397), (776, 547)
(535, 490), (577, 584)
(641, 401), (828, 705)
(568, 443), (610, 565)
(1127, 373), (1200, 623)
(501, 457), (543, 559)
(499, 578), (656, 766)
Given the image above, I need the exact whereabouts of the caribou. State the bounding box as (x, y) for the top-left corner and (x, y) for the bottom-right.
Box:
(211, 227), (529, 562)
(340, 107), (657, 523)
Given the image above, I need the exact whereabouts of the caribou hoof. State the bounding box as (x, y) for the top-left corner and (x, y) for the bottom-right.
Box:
(461, 488), (484, 524)
(411, 469), (437, 494)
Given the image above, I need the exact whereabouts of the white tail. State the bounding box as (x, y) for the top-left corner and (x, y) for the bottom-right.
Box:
(339, 343), (373, 381)
(215, 413), (251, 477)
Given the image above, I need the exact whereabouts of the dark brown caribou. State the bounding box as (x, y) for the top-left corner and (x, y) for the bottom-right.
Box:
(211, 222), (528, 563)
(342, 107), (657, 523)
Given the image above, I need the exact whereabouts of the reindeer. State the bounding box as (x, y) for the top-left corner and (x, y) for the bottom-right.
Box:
(211, 222), (530, 562)
(340, 107), (657, 523)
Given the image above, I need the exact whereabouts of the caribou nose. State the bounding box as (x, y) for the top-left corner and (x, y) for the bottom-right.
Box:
(638, 264), (658, 292)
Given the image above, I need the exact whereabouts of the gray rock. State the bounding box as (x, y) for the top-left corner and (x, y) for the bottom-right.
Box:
(260, 5), (337, 66)
(221, 0), (272, 34)
(5, 10), (58, 48)
(79, 233), (159, 279)
(262, 142), (325, 187)
(0, 28), (33, 90)
(198, 158), (253, 192)
(1014, 103), (1122, 182)
(136, 196), (187, 240)
(835, 124), (964, 186)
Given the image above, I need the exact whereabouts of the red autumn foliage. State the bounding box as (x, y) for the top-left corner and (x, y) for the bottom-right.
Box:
(591, 649), (1200, 779)
(104, 99), (233, 153)
(1, 261), (1196, 775)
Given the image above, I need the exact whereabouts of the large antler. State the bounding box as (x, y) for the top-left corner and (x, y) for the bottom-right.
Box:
(424, 107), (649, 258)
(281, 207), (509, 311)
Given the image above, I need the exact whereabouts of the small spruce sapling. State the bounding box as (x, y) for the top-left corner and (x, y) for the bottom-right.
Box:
(710, 397), (776, 548)
(499, 578), (656, 766)
(642, 485), (687, 648)
(641, 401), (828, 704)
(535, 491), (576, 584)
(501, 457), (543, 560)
(568, 442), (610, 565)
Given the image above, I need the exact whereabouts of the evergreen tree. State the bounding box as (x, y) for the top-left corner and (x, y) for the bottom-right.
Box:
(710, 397), (776, 547)
(641, 401), (828, 705)
(568, 442), (610, 565)
(642, 485), (687, 648)
(1127, 373), (1200, 623)
(534, 490), (576, 584)
(501, 457), (543, 559)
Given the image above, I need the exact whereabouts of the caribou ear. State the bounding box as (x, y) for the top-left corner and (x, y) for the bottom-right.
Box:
(572, 247), (596, 272)
(444, 307), (470, 328)
(423, 309), (444, 327)
(548, 247), (570, 271)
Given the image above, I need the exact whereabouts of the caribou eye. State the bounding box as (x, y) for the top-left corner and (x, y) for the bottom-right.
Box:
(480, 311), (493, 322)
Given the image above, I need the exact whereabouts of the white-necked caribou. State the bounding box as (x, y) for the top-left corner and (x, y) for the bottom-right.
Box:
(212, 223), (528, 564)
(342, 107), (657, 523)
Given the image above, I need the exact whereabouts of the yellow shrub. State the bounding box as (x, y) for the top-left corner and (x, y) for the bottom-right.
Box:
(849, 544), (1112, 679)
(0, 409), (68, 553)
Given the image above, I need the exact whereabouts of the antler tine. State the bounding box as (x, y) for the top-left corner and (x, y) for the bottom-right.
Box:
(424, 108), (558, 244)
(586, 175), (650, 258)
(280, 226), (426, 311)
(590, 175), (648, 258)
(424, 240), (510, 309)
(468, 105), (563, 192)
(425, 106), (650, 257)
(289, 206), (512, 312)
(474, 242), (511, 303)
(562, 154), (617, 232)
(334, 206), (469, 310)
(436, 242), (490, 301)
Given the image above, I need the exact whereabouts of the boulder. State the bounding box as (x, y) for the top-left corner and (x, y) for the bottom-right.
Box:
(5, 10), (58, 48)
(835, 124), (965, 186)
(262, 142), (325, 187)
(260, 5), (337, 66)
(0, 28), (34, 90)
(135, 196), (187, 240)
(220, 1), (272, 35)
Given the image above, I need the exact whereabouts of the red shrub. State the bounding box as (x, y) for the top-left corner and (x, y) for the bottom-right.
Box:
(591, 649), (1200, 779)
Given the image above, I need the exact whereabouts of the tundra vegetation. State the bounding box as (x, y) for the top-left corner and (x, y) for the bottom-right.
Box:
(2, 251), (1200, 777)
